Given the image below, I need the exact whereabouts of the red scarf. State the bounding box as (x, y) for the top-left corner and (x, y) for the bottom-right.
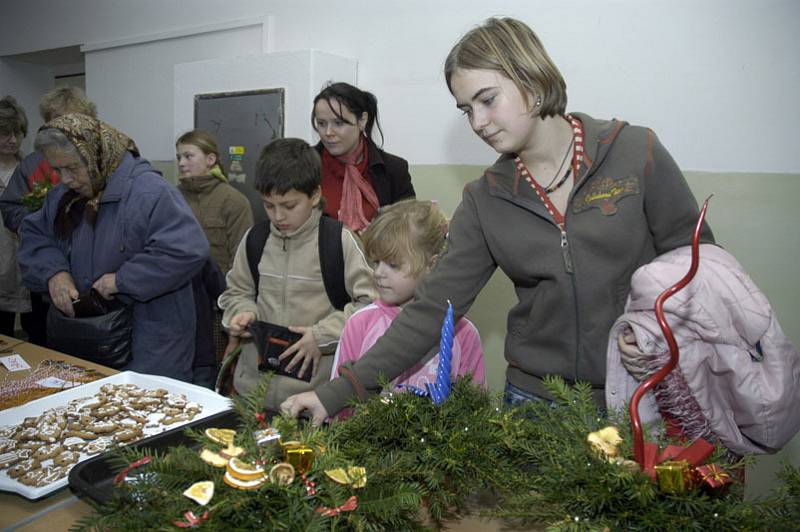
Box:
(320, 137), (379, 232)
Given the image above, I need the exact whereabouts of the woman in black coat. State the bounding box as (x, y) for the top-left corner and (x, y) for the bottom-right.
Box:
(311, 82), (415, 232)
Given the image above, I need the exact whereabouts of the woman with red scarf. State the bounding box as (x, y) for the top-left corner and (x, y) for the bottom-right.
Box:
(312, 82), (415, 232)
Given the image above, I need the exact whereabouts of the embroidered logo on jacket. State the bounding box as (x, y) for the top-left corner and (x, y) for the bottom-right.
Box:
(572, 175), (639, 215)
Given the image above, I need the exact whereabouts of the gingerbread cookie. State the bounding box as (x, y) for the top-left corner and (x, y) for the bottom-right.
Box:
(0, 438), (16, 453)
(114, 428), (142, 442)
(19, 465), (68, 487)
(8, 457), (39, 478)
(0, 451), (21, 469)
(33, 443), (63, 461)
(53, 450), (80, 466)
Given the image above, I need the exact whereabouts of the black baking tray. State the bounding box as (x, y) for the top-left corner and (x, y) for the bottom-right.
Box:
(68, 408), (240, 504)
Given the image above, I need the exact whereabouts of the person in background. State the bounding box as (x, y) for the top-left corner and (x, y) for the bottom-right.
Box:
(331, 199), (485, 417)
(282, 17), (713, 424)
(218, 138), (375, 410)
(0, 87), (98, 346)
(176, 129), (253, 274)
(0, 96), (30, 337)
(18, 114), (209, 381)
(176, 129), (253, 387)
(312, 82), (415, 232)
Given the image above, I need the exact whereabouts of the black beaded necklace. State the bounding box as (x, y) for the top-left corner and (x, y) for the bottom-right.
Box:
(541, 138), (574, 193)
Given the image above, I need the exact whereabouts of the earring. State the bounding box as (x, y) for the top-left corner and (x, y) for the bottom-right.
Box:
(535, 96), (542, 107)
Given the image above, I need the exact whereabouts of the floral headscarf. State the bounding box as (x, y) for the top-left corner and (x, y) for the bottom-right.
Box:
(42, 113), (139, 238)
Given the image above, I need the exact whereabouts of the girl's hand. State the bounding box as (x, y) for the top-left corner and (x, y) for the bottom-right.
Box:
(228, 312), (256, 337)
(279, 326), (321, 380)
(280, 391), (328, 426)
(48, 271), (79, 317)
(617, 328), (650, 381)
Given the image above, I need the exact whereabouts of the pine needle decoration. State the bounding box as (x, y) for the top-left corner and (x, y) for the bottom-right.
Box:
(71, 374), (800, 531)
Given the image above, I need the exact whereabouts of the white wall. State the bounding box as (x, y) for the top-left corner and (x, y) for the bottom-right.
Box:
(85, 22), (265, 160)
(1, 0), (798, 172)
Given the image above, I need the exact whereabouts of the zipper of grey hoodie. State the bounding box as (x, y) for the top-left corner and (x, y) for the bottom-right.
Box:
(559, 230), (573, 273)
(562, 214), (581, 384)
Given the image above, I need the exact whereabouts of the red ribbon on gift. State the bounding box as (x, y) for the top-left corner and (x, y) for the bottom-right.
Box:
(173, 510), (210, 528)
(641, 438), (714, 481)
(113, 455), (152, 486)
(629, 197), (711, 469)
(315, 495), (358, 517)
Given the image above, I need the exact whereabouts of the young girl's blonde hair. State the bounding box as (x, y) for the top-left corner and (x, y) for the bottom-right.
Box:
(361, 199), (448, 278)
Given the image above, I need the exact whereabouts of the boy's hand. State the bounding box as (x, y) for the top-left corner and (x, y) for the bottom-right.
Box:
(280, 326), (321, 380)
(280, 391), (328, 426)
(228, 311), (256, 337)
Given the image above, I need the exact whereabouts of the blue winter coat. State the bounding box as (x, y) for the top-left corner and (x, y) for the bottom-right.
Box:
(18, 153), (209, 381)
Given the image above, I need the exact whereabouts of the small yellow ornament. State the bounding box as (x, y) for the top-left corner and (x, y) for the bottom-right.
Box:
(205, 428), (236, 445)
(587, 426), (623, 458)
(655, 460), (694, 494)
(282, 441), (314, 475)
(183, 480), (214, 505)
(325, 466), (367, 488)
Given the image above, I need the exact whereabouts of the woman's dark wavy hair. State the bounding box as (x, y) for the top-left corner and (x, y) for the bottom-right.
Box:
(311, 82), (384, 147)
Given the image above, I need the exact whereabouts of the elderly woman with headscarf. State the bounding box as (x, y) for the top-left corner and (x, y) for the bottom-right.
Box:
(18, 114), (209, 381)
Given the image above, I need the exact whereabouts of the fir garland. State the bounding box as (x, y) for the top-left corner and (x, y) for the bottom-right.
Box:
(72, 375), (800, 531)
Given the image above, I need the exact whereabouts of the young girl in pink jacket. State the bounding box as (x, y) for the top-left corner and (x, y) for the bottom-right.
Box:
(331, 200), (485, 393)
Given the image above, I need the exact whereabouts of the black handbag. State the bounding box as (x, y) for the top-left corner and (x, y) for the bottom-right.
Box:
(248, 321), (308, 382)
(46, 291), (133, 369)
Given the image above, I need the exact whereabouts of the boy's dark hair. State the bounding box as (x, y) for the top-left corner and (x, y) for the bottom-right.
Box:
(254, 138), (321, 196)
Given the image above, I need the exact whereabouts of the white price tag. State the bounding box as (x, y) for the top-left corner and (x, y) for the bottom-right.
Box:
(36, 377), (80, 389)
(0, 353), (31, 372)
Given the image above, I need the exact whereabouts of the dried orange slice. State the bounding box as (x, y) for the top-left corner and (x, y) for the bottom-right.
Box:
(223, 471), (266, 490)
(205, 428), (236, 445)
(269, 462), (295, 486)
(227, 457), (265, 481)
(325, 466), (367, 488)
(199, 449), (228, 468)
(183, 480), (214, 505)
(219, 444), (245, 459)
